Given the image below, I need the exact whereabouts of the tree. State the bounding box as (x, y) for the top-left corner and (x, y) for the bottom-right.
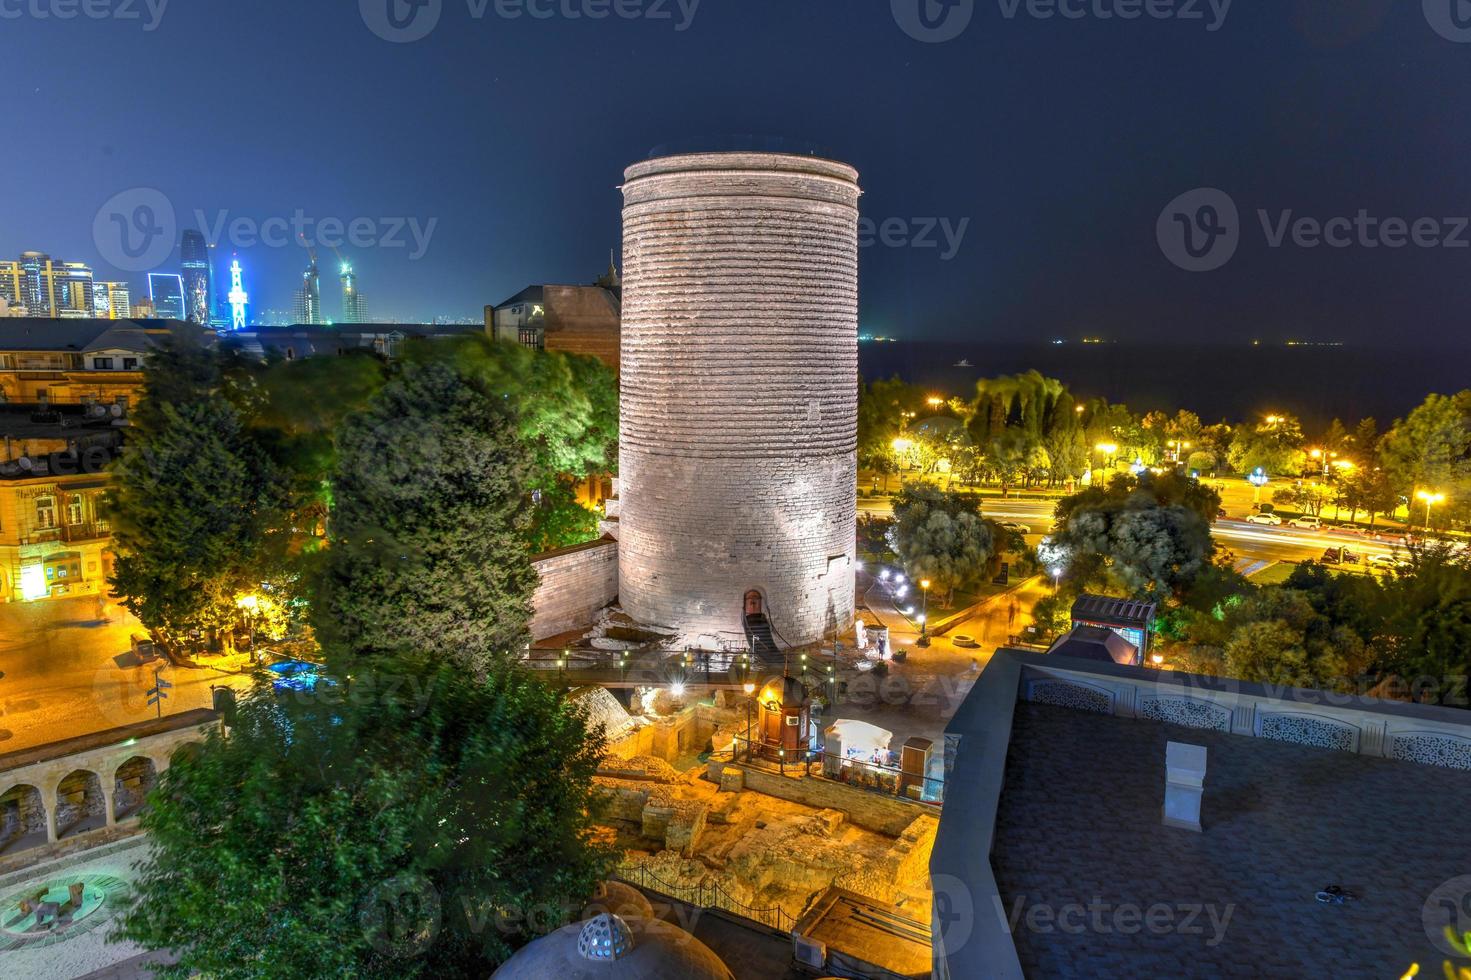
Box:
(108, 338), (287, 653)
(888, 484), (995, 605)
(526, 479), (602, 554)
(1380, 392), (1471, 519)
(1380, 544), (1471, 704)
(1051, 473), (1218, 601)
(314, 361), (537, 673)
(1227, 413), (1306, 477)
(116, 658), (613, 976)
(407, 336), (618, 491)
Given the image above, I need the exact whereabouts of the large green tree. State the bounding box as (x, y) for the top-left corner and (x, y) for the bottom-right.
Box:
(888, 484), (996, 605)
(1051, 473), (1219, 601)
(108, 338), (287, 652)
(1381, 392), (1471, 523)
(314, 360), (537, 673)
(116, 658), (612, 976)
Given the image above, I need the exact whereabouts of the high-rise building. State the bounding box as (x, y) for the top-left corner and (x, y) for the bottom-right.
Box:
(339, 260), (368, 324)
(0, 253), (95, 317)
(93, 282), (132, 319)
(147, 273), (187, 320)
(180, 230), (213, 326)
(295, 255), (323, 324)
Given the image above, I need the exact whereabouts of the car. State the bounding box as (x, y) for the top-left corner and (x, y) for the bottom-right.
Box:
(1289, 516), (1323, 530)
(997, 521), (1032, 535)
(1245, 513), (1282, 526)
(1367, 554), (1406, 571)
(1321, 547), (1362, 565)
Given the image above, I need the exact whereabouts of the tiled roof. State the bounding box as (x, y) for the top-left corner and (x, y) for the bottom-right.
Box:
(0, 317), (197, 352)
(991, 701), (1471, 977)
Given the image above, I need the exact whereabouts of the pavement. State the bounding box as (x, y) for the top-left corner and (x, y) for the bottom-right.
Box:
(0, 597), (252, 754)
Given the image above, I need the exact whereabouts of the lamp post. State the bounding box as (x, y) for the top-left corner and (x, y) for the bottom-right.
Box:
(1416, 490), (1446, 534)
(1094, 442), (1118, 486)
(917, 579), (932, 647)
(743, 681), (755, 761)
(1249, 467), (1269, 505)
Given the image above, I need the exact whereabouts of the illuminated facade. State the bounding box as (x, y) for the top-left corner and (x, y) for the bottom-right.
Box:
(0, 471), (113, 603)
(617, 152), (861, 647)
(180, 230), (213, 326)
(147, 273), (187, 320)
(0, 254), (95, 318)
(295, 256), (323, 324)
(339, 261), (368, 323)
(93, 282), (132, 319)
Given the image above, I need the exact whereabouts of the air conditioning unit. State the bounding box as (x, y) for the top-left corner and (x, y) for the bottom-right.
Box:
(792, 935), (827, 970)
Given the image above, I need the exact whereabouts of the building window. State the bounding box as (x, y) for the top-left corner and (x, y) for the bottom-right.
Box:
(122, 358), (138, 370)
(66, 494), (84, 525)
(92, 357), (114, 370)
(35, 496), (57, 529)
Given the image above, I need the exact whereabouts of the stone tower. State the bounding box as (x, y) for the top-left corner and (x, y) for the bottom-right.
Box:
(618, 152), (861, 649)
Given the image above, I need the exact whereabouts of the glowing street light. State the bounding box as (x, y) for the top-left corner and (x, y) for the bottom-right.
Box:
(1416, 490), (1446, 531)
(917, 579), (932, 647)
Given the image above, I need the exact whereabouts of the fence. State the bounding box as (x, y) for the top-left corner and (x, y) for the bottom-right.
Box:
(732, 734), (945, 806)
(615, 860), (796, 933)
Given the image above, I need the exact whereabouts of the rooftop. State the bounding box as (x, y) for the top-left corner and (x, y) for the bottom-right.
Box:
(1071, 593), (1157, 627)
(0, 318), (205, 353)
(994, 700), (1471, 977)
(932, 650), (1471, 979)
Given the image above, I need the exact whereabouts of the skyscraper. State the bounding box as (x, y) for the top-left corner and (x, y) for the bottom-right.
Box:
(339, 259), (368, 323)
(0, 253), (94, 317)
(93, 282), (132, 319)
(180, 230), (213, 326)
(295, 254), (323, 324)
(148, 272), (187, 320)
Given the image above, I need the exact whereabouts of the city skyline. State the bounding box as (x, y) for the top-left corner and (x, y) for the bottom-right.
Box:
(4, 3), (1471, 343)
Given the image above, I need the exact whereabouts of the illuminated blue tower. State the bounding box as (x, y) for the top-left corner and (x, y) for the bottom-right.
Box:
(227, 259), (249, 330)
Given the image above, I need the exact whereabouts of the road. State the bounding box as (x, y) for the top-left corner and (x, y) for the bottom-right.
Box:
(863, 493), (1408, 568)
(0, 597), (252, 755)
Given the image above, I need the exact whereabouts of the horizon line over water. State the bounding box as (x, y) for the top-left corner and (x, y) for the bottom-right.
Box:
(858, 341), (1471, 429)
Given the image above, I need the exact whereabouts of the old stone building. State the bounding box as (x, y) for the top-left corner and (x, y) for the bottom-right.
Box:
(616, 152), (861, 649)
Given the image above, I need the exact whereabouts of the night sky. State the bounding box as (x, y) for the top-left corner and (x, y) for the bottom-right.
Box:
(3, 0), (1468, 345)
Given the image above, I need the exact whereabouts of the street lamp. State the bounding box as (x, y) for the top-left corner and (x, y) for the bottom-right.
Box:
(1416, 490), (1446, 533)
(235, 593), (260, 663)
(1093, 443), (1118, 485)
(917, 579), (932, 647)
(1249, 467), (1270, 504)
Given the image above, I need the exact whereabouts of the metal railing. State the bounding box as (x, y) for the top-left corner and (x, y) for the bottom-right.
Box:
(729, 735), (944, 806)
(17, 522), (110, 546)
(520, 649), (838, 689)
(615, 861), (796, 933)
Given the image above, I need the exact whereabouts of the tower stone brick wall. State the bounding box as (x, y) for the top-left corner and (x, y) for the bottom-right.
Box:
(618, 152), (860, 647)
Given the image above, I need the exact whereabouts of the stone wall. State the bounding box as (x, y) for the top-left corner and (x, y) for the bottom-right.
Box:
(618, 153), (861, 647)
(734, 764), (936, 837)
(529, 537), (619, 640)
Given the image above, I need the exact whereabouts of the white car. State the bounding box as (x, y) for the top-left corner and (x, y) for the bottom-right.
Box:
(1367, 554), (1407, 571)
(996, 521), (1032, 535)
(1245, 513), (1282, 526)
(1288, 516), (1322, 530)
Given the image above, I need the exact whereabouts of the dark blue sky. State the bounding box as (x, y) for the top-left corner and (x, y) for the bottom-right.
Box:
(3, 0), (1468, 344)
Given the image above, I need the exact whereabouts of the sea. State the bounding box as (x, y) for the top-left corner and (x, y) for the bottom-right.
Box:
(858, 341), (1471, 429)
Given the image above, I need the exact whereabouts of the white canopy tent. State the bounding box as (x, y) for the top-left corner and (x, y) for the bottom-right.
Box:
(826, 719), (893, 758)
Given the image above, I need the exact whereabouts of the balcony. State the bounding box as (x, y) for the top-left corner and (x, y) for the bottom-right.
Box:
(18, 522), (111, 546)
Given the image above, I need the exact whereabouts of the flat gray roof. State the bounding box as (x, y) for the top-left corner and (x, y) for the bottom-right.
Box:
(992, 700), (1471, 977)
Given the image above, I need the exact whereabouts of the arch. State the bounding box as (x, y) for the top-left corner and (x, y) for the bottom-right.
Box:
(743, 590), (765, 617)
(53, 769), (106, 839)
(112, 756), (158, 822)
(0, 783), (47, 854)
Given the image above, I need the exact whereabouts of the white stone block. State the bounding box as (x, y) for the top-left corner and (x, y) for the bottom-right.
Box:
(1162, 741), (1207, 832)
